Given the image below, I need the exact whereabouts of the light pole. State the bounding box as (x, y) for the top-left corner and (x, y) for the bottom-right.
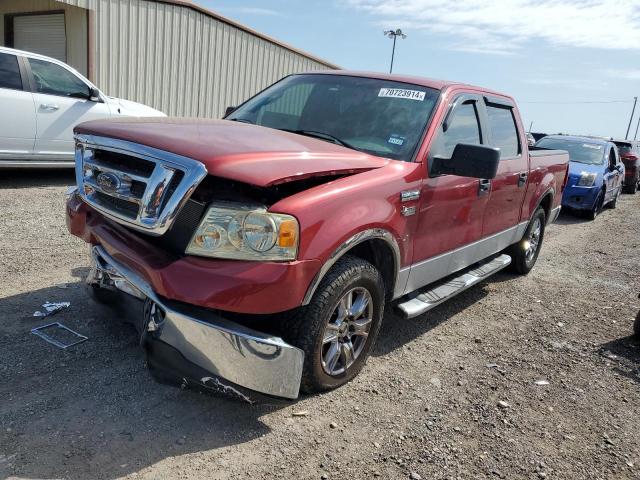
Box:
(625, 96), (637, 139)
(384, 29), (406, 74)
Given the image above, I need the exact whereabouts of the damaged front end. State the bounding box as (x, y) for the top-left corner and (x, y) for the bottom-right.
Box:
(87, 246), (304, 402)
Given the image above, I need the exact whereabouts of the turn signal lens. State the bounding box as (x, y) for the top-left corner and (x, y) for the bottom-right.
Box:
(278, 219), (298, 248)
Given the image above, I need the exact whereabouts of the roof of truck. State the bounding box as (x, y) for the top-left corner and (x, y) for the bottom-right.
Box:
(302, 70), (512, 98)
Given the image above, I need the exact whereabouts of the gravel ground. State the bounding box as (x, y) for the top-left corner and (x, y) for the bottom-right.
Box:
(1, 170), (639, 480)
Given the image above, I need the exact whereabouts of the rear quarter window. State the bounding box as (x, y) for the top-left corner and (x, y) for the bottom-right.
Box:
(487, 105), (520, 158)
(0, 52), (23, 91)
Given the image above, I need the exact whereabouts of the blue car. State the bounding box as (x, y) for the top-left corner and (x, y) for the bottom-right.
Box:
(534, 135), (625, 220)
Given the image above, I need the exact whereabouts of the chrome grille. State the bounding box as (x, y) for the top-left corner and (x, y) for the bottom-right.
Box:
(75, 135), (207, 236)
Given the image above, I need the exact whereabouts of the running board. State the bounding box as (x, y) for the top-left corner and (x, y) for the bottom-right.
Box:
(396, 254), (512, 319)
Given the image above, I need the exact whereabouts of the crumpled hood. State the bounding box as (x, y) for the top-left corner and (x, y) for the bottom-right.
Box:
(74, 118), (390, 186)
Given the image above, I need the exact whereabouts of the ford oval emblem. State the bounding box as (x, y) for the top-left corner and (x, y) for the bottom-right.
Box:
(96, 172), (121, 192)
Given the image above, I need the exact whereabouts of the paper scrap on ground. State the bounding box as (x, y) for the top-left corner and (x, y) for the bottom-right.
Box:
(33, 301), (71, 317)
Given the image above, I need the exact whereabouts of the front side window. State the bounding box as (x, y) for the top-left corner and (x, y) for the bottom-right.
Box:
(28, 58), (90, 98)
(430, 101), (482, 159)
(535, 137), (604, 165)
(487, 105), (519, 158)
(228, 74), (440, 162)
(0, 52), (23, 91)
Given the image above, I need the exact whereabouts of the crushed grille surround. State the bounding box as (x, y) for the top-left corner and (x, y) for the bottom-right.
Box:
(74, 134), (208, 236)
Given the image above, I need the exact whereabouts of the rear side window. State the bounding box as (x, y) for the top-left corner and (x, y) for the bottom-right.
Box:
(487, 105), (520, 158)
(431, 101), (482, 159)
(28, 58), (90, 98)
(0, 52), (23, 91)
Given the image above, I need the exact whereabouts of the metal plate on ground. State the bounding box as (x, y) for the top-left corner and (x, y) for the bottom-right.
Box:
(31, 322), (88, 349)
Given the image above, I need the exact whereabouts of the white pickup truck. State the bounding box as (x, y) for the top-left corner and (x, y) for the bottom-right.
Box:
(0, 46), (165, 167)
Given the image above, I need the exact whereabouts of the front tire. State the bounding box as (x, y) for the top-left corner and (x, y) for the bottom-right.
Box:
(585, 189), (605, 220)
(282, 255), (385, 394)
(634, 310), (640, 338)
(507, 207), (546, 275)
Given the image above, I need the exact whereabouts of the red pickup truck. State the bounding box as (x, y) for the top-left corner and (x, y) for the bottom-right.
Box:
(66, 72), (569, 401)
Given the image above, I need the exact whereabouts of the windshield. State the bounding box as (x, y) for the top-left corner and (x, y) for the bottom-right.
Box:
(227, 74), (440, 162)
(535, 138), (604, 165)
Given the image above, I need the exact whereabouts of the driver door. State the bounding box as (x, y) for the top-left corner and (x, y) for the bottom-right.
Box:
(27, 57), (112, 157)
(405, 93), (491, 292)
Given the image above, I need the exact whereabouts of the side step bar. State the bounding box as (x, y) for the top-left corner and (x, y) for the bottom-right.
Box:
(396, 254), (512, 319)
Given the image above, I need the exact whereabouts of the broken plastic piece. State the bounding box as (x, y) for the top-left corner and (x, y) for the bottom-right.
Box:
(32, 301), (71, 318)
(31, 322), (88, 349)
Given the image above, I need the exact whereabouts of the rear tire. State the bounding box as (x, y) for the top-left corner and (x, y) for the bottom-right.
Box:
(507, 207), (546, 275)
(634, 310), (640, 338)
(281, 255), (385, 394)
(625, 177), (638, 194)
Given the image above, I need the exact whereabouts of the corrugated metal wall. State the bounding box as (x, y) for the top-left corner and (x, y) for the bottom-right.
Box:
(60, 0), (334, 118)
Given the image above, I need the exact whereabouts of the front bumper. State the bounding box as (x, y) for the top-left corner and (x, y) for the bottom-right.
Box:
(66, 193), (321, 314)
(561, 184), (599, 211)
(87, 245), (304, 400)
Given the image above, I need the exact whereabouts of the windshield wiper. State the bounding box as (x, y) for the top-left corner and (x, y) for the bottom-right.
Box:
(228, 118), (254, 124)
(279, 129), (356, 150)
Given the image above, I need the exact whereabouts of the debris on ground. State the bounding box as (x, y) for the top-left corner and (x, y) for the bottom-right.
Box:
(32, 301), (70, 317)
(31, 322), (88, 349)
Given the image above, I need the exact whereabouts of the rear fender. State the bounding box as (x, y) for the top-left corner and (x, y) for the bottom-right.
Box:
(524, 171), (557, 221)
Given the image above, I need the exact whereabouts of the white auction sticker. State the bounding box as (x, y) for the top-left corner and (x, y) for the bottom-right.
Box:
(378, 88), (425, 101)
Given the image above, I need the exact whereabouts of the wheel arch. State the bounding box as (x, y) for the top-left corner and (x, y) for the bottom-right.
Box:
(302, 228), (401, 305)
(531, 187), (555, 225)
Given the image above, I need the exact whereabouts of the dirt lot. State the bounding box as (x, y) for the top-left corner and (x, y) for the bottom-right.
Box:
(1, 170), (639, 480)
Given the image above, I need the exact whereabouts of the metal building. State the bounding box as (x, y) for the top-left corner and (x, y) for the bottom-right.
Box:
(0, 0), (337, 117)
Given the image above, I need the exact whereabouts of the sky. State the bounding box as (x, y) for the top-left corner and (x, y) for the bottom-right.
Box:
(203, 0), (640, 139)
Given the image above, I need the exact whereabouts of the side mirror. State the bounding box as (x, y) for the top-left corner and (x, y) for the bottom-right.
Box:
(432, 143), (500, 179)
(224, 106), (236, 117)
(89, 87), (101, 102)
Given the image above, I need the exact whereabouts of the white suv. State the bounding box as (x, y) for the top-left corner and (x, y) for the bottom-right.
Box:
(0, 47), (165, 167)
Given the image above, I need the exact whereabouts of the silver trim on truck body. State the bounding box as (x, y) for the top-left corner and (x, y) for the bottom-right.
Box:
(75, 135), (207, 236)
(401, 221), (528, 295)
(87, 246), (305, 400)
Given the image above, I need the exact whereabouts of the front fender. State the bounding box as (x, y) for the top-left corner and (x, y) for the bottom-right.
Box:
(301, 227), (402, 305)
(271, 161), (425, 302)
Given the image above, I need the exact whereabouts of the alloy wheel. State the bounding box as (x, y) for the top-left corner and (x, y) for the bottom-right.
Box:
(321, 287), (373, 376)
(525, 217), (542, 263)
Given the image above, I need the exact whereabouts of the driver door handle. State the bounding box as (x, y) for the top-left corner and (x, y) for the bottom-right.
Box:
(40, 104), (60, 111)
(478, 178), (491, 196)
(518, 172), (528, 187)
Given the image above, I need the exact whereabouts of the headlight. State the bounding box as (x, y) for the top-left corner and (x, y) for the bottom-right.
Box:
(577, 172), (597, 186)
(186, 203), (299, 261)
